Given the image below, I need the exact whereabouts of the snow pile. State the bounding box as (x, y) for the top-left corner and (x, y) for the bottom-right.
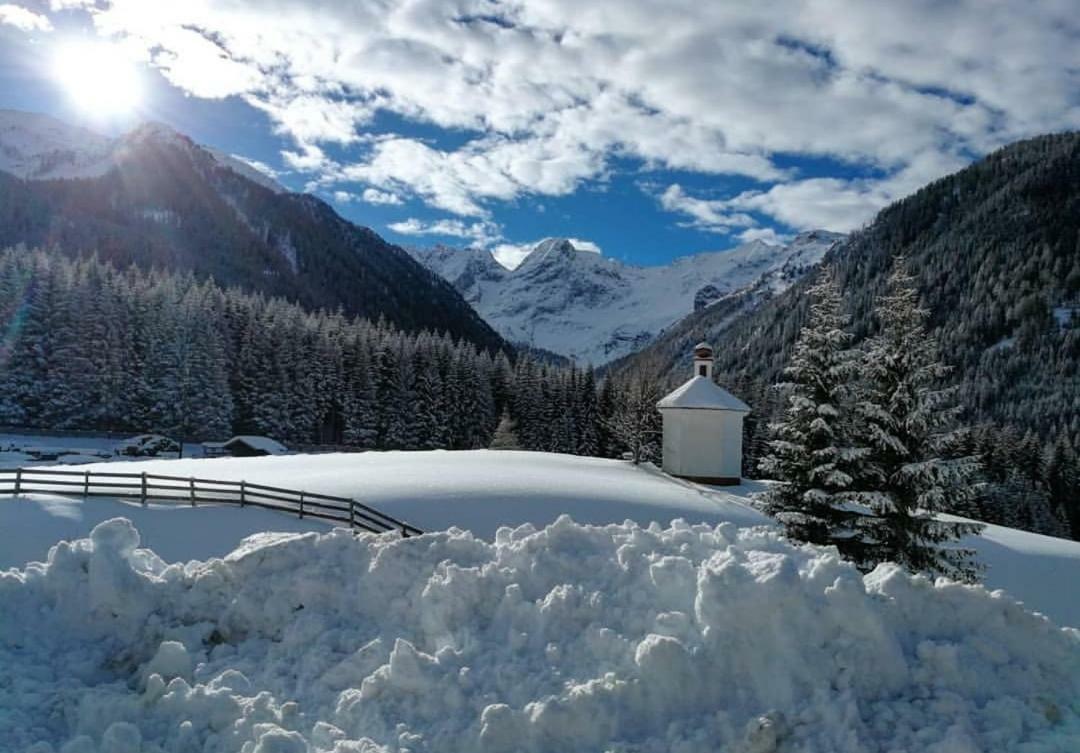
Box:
(4, 517), (1079, 752)
(0, 495), (329, 569)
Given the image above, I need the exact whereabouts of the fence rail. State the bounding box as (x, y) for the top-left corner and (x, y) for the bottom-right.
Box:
(0, 467), (423, 537)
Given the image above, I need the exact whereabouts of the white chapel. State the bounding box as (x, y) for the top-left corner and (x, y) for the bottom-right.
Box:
(656, 342), (750, 484)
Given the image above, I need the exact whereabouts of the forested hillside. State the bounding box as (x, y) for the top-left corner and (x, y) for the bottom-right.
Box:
(0, 122), (503, 351)
(0, 249), (611, 453)
(614, 132), (1080, 538)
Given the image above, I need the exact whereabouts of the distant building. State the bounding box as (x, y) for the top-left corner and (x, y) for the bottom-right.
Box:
(203, 435), (288, 458)
(657, 342), (750, 484)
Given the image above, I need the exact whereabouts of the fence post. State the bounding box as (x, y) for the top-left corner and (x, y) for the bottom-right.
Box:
(299, 492), (305, 519)
(349, 500), (355, 529)
(84, 470), (90, 499)
(141, 472), (147, 506)
(189, 477), (196, 507)
(14, 467), (21, 496)
(240, 480), (246, 507)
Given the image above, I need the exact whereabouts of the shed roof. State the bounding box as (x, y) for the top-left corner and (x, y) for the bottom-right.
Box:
(657, 376), (750, 412)
(223, 435), (289, 455)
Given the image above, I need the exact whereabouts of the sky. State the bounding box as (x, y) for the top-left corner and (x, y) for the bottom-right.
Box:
(0, 1), (1076, 268)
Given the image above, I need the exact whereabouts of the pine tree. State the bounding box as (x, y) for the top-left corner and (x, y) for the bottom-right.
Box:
(0, 247), (628, 459)
(605, 369), (662, 464)
(756, 273), (870, 555)
(596, 377), (619, 457)
(575, 368), (600, 456)
(1045, 436), (1080, 538)
(851, 259), (984, 580)
(342, 335), (378, 448)
(489, 410), (521, 450)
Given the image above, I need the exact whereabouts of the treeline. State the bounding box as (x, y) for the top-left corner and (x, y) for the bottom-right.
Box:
(739, 375), (1080, 544)
(0, 249), (648, 456)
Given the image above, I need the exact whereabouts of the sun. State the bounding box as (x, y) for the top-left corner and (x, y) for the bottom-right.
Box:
(53, 41), (143, 117)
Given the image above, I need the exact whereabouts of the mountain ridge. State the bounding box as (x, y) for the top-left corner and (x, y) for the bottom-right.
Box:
(0, 110), (286, 192)
(613, 130), (1080, 455)
(410, 230), (843, 364)
(0, 110), (505, 351)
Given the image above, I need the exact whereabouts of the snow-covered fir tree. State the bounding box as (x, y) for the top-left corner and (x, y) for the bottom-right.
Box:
(0, 248), (644, 461)
(850, 259), (984, 580)
(604, 368), (662, 464)
(489, 410), (521, 450)
(757, 272), (870, 555)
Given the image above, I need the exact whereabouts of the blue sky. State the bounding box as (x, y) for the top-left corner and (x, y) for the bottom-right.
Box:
(0, 1), (1075, 268)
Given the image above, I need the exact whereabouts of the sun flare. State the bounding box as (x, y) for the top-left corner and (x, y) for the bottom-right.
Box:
(53, 42), (142, 117)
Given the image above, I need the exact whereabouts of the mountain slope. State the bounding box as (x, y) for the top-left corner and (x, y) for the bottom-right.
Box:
(616, 132), (1080, 447)
(0, 111), (504, 351)
(411, 231), (842, 364)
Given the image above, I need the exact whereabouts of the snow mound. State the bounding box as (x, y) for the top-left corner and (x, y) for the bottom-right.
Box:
(0, 494), (330, 569)
(3, 517), (1079, 752)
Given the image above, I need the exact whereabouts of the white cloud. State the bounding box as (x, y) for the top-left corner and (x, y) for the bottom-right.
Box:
(656, 148), (971, 233)
(361, 187), (404, 205)
(737, 227), (788, 245)
(149, 27), (262, 99)
(490, 243), (534, 270)
(0, 4), (51, 31)
(20, 0), (1078, 230)
(387, 217), (503, 247)
(567, 238), (602, 255)
(281, 144), (331, 172)
(253, 94), (375, 145)
(334, 188), (405, 206)
(658, 184), (758, 234)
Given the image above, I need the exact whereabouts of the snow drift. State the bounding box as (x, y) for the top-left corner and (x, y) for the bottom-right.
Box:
(3, 517), (1079, 753)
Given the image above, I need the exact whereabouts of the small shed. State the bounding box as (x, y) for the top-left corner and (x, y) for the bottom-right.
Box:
(201, 441), (229, 458)
(221, 435), (289, 457)
(657, 342), (750, 484)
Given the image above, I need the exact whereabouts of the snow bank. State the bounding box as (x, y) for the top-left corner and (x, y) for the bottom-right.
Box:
(3, 517), (1079, 753)
(954, 517), (1080, 628)
(0, 495), (329, 569)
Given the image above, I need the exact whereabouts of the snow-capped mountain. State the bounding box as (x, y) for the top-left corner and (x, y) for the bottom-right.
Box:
(410, 231), (843, 364)
(0, 109), (285, 192)
(0, 110), (503, 351)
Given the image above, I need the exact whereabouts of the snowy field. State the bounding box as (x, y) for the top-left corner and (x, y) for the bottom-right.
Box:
(3, 450), (1080, 752)
(61, 449), (771, 536)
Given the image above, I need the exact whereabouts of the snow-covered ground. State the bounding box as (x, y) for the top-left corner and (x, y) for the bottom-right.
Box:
(61, 450), (768, 535)
(3, 450), (1080, 752)
(4, 450), (1079, 625)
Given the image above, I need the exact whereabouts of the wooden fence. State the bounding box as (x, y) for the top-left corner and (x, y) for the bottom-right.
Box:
(0, 467), (423, 537)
